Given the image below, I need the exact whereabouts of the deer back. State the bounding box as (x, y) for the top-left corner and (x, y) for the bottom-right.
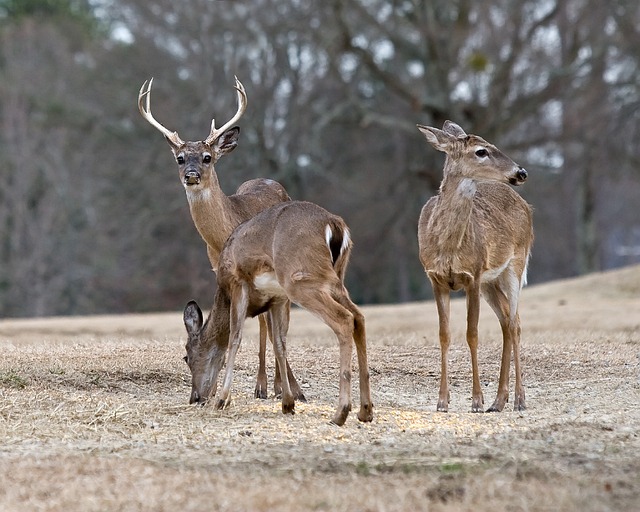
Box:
(217, 201), (352, 313)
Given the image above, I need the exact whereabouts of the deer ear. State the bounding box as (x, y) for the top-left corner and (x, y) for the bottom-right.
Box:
(442, 120), (467, 139)
(212, 126), (240, 155)
(183, 301), (203, 334)
(417, 124), (455, 153)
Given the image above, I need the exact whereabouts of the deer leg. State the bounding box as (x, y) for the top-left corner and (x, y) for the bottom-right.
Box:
(217, 287), (248, 410)
(506, 266), (526, 411)
(432, 283), (451, 412)
(254, 314), (269, 399)
(466, 283), (484, 412)
(482, 282), (512, 412)
(268, 302), (295, 415)
(282, 301), (306, 402)
(512, 312), (526, 411)
(268, 303), (307, 402)
(291, 287), (354, 426)
(336, 292), (373, 423)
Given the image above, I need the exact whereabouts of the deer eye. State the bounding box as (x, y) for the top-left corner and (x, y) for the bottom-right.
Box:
(202, 153), (212, 164)
(475, 148), (488, 158)
(176, 155), (185, 165)
(183, 355), (188, 364)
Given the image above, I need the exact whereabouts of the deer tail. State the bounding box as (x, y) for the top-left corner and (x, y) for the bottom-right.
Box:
(325, 220), (352, 280)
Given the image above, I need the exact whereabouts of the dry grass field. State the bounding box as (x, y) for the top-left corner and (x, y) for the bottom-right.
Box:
(1, 265), (639, 511)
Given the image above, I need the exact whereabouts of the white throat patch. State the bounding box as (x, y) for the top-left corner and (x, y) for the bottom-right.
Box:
(457, 178), (477, 198)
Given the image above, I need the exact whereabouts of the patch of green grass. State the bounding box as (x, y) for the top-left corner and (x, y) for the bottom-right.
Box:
(0, 370), (29, 389)
(352, 460), (432, 476)
(355, 461), (372, 476)
(438, 462), (465, 474)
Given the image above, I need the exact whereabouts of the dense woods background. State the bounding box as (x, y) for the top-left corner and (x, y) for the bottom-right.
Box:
(0, 0), (638, 317)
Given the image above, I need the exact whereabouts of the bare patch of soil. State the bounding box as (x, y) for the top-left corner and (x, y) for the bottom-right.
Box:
(0, 265), (639, 511)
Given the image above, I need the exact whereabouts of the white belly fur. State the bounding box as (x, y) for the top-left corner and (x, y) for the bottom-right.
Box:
(253, 272), (288, 299)
(480, 257), (511, 283)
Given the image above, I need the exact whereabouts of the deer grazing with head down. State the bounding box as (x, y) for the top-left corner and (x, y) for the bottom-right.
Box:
(182, 200), (373, 426)
(138, 77), (304, 402)
(417, 121), (533, 413)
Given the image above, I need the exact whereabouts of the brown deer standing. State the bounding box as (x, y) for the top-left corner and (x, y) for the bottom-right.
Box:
(417, 121), (533, 413)
(138, 77), (304, 402)
(182, 200), (373, 426)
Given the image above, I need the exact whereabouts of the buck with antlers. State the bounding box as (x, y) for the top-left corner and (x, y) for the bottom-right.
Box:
(138, 77), (304, 402)
(417, 121), (533, 413)
(182, 200), (373, 426)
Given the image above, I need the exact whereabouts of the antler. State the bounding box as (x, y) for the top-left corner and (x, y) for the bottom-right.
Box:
(138, 78), (185, 147)
(204, 76), (247, 145)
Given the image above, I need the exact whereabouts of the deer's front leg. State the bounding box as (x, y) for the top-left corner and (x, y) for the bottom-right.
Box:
(481, 281), (511, 412)
(268, 302), (295, 415)
(268, 302), (307, 402)
(433, 283), (452, 412)
(217, 288), (248, 410)
(254, 314), (269, 399)
(466, 283), (484, 412)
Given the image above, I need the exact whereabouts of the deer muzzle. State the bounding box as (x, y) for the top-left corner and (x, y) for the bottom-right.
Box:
(509, 167), (528, 185)
(189, 389), (204, 405)
(184, 169), (201, 186)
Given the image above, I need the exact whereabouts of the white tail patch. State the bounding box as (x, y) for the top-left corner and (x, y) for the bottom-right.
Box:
(325, 224), (333, 247)
(325, 224), (350, 259)
(341, 228), (351, 254)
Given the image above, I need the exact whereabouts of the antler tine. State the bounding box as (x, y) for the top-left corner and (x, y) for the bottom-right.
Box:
(204, 76), (248, 145)
(138, 78), (184, 147)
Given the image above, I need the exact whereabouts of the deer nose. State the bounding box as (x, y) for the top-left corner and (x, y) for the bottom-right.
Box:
(189, 390), (200, 404)
(516, 167), (528, 182)
(184, 169), (201, 185)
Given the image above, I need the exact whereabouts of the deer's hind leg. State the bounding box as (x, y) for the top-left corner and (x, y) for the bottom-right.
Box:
(335, 291), (373, 423)
(482, 268), (525, 412)
(289, 284), (356, 426)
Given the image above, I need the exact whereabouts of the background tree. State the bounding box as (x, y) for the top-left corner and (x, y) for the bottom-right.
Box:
(0, 0), (638, 317)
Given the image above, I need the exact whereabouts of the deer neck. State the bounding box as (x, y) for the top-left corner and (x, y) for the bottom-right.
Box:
(184, 179), (238, 261)
(200, 287), (231, 354)
(432, 170), (477, 251)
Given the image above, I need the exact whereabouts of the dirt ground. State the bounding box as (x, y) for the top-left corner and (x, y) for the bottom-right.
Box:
(0, 265), (639, 511)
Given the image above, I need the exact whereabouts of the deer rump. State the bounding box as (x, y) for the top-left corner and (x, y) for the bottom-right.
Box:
(216, 201), (352, 319)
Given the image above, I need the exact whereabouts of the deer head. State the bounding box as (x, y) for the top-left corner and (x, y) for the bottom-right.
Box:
(417, 121), (528, 186)
(138, 77), (247, 189)
(183, 300), (228, 405)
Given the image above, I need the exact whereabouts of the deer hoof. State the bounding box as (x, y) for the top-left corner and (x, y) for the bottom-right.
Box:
(281, 401), (295, 415)
(330, 405), (351, 426)
(254, 386), (268, 400)
(357, 403), (374, 423)
(514, 400), (526, 412)
(486, 401), (505, 412)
